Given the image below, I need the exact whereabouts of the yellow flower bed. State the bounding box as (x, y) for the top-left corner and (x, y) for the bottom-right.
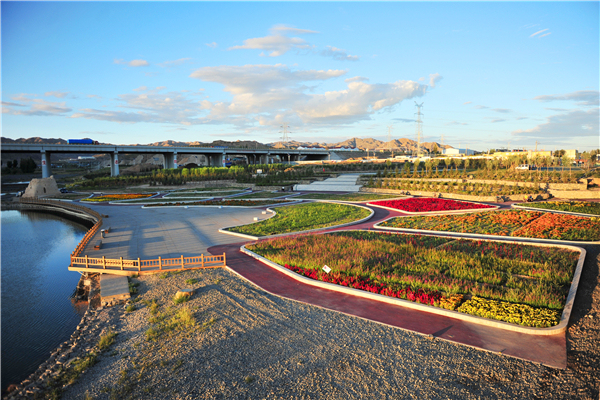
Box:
(457, 296), (561, 328)
(438, 294), (464, 311)
(82, 193), (155, 202)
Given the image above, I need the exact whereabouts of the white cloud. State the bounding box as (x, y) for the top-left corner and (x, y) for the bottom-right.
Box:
(114, 59), (150, 67)
(446, 121), (468, 126)
(228, 25), (315, 57)
(428, 73), (443, 88)
(512, 108), (599, 138)
(474, 105), (489, 109)
(320, 46), (359, 61)
(490, 119), (506, 123)
(3, 99), (71, 116)
(45, 91), (69, 98)
(463, 101), (472, 105)
(530, 29), (550, 38)
(492, 108), (511, 113)
(270, 25), (318, 35)
(158, 58), (192, 68)
(534, 90), (599, 106)
(133, 86), (148, 92)
(87, 94), (102, 99)
(190, 64), (426, 127)
(345, 76), (369, 83)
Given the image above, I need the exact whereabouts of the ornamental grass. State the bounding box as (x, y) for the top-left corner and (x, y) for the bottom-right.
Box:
(380, 209), (600, 242)
(247, 231), (580, 327)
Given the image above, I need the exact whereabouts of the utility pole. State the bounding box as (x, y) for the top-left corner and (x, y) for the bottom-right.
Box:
(280, 122), (291, 149)
(440, 134), (444, 156)
(535, 141), (539, 152)
(414, 102), (424, 157)
(387, 125), (394, 157)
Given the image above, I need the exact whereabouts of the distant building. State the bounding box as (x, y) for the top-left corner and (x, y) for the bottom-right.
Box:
(444, 148), (476, 156)
(328, 146), (360, 152)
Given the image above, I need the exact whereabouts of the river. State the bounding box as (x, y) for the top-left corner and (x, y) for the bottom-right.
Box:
(1, 209), (89, 392)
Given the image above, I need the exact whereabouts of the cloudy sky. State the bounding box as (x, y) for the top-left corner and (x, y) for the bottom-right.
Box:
(2, 1), (598, 151)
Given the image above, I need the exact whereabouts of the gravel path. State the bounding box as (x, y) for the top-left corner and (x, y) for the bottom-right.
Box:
(60, 244), (599, 400)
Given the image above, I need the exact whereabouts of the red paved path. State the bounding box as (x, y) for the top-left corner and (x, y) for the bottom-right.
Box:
(209, 200), (567, 369)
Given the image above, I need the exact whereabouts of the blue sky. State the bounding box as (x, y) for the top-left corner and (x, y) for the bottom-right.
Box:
(2, 1), (598, 152)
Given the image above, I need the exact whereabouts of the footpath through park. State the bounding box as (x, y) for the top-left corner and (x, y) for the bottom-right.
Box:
(82, 199), (568, 369)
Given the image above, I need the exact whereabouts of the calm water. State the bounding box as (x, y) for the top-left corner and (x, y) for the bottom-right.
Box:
(1, 210), (88, 392)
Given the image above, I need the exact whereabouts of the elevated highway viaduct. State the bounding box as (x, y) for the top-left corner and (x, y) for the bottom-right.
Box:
(1, 144), (329, 178)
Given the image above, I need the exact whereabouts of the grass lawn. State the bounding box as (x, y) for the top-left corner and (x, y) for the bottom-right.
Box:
(227, 202), (370, 236)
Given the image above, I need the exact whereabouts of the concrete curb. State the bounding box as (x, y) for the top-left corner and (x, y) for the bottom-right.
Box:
(240, 232), (586, 335)
(219, 201), (374, 241)
(512, 203), (600, 218)
(373, 216), (600, 245)
(140, 199), (298, 209)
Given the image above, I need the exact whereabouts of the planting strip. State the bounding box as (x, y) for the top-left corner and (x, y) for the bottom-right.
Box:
(373, 217), (600, 245)
(143, 199), (301, 210)
(511, 203), (600, 218)
(219, 201), (374, 241)
(240, 233), (586, 335)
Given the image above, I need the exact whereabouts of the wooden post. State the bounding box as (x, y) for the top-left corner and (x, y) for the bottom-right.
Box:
(120, 257), (124, 270)
(159, 256), (162, 270)
(103, 256), (106, 269)
(138, 258), (141, 272)
(201, 254), (204, 268)
(181, 255), (184, 270)
(85, 255), (89, 269)
(223, 252), (226, 266)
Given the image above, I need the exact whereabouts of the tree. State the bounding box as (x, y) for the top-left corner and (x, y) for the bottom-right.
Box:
(19, 157), (37, 173)
(432, 143), (440, 155)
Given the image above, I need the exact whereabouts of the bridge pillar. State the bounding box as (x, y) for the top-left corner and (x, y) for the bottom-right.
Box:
(41, 150), (52, 178)
(173, 151), (178, 169)
(110, 152), (120, 176)
(164, 153), (174, 169)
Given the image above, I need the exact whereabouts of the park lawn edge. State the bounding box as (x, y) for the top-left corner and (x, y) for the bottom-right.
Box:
(239, 230), (586, 335)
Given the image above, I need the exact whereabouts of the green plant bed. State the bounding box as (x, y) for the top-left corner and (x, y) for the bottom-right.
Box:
(227, 202), (370, 236)
(516, 201), (600, 216)
(246, 231), (580, 327)
(293, 193), (403, 201)
(234, 191), (290, 199)
(379, 209), (600, 242)
(164, 190), (247, 197)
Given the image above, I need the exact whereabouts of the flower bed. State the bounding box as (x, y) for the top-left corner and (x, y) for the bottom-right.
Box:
(81, 193), (155, 202)
(246, 231), (580, 327)
(226, 202), (371, 237)
(516, 201), (600, 216)
(379, 209), (600, 242)
(369, 197), (495, 212)
(144, 199), (294, 207)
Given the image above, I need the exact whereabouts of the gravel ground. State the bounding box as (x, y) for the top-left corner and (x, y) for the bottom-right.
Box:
(59, 246), (599, 400)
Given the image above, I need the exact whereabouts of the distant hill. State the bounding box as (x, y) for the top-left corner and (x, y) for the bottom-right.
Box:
(1, 136), (453, 153)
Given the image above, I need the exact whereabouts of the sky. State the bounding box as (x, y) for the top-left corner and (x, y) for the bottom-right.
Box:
(1, 1), (599, 152)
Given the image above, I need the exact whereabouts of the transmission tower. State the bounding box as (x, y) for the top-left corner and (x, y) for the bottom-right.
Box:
(387, 125), (394, 157)
(414, 102), (424, 157)
(280, 122), (291, 149)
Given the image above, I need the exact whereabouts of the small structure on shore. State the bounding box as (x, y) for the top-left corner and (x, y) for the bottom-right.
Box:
(22, 176), (61, 198)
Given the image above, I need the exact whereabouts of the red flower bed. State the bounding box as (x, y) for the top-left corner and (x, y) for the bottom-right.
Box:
(371, 197), (494, 212)
(283, 263), (442, 305)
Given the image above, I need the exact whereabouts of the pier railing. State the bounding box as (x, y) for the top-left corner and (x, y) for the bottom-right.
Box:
(69, 253), (226, 275)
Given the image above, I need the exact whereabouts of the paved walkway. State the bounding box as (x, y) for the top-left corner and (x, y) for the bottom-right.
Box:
(80, 198), (567, 368)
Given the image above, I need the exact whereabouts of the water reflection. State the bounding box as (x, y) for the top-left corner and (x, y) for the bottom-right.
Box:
(1, 210), (88, 392)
